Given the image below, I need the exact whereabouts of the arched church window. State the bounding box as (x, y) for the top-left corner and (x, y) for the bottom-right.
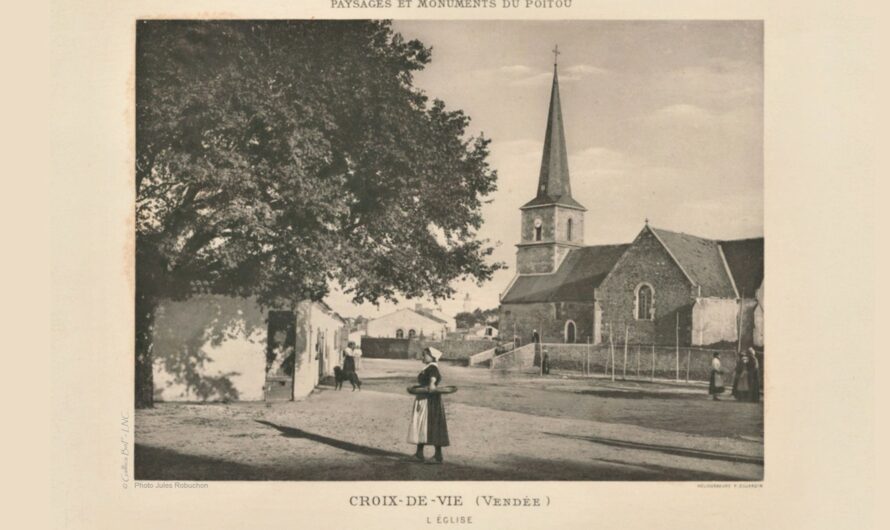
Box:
(408, 329), (416, 339)
(565, 320), (576, 343)
(567, 218), (573, 240)
(635, 284), (654, 320)
(396, 329), (404, 339)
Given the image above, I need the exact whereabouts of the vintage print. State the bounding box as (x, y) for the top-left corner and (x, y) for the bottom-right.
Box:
(135, 20), (764, 481)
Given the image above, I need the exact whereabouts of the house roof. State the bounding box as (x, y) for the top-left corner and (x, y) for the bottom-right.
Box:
(370, 307), (447, 327)
(315, 300), (346, 324)
(501, 244), (629, 303)
(648, 227), (738, 298)
(414, 307), (449, 325)
(719, 237), (764, 298)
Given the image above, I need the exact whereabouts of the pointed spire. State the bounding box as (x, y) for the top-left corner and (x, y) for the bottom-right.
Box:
(522, 48), (585, 211)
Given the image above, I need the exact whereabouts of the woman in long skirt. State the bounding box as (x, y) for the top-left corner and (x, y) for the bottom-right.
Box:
(732, 351), (753, 401)
(709, 352), (725, 400)
(342, 341), (358, 375)
(746, 347), (761, 403)
(408, 347), (450, 464)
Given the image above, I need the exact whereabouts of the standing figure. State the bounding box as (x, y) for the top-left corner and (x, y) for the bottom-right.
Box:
(342, 341), (358, 375)
(732, 351), (758, 402)
(541, 348), (551, 375)
(709, 352), (725, 400)
(408, 347), (450, 464)
(532, 329), (541, 366)
(746, 347), (761, 403)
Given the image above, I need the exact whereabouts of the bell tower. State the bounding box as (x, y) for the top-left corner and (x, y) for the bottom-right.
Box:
(516, 47), (586, 275)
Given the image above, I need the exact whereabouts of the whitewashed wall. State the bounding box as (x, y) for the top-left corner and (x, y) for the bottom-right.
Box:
(365, 308), (448, 339)
(753, 281), (764, 347)
(293, 302), (347, 399)
(152, 296), (346, 402)
(152, 295), (267, 402)
(691, 297), (739, 346)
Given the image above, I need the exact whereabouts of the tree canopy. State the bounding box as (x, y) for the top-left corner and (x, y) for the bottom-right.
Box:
(136, 20), (503, 407)
(455, 308), (499, 330)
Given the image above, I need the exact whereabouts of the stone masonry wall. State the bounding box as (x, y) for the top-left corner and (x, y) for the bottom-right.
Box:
(597, 228), (696, 345)
(516, 244), (556, 274)
(499, 301), (595, 345)
(554, 207), (585, 245)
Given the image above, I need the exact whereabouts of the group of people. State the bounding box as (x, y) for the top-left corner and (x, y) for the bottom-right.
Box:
(709, 347), (762, 402)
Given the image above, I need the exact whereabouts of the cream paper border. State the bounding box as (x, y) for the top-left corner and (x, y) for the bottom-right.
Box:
(46, 1), (883, 529)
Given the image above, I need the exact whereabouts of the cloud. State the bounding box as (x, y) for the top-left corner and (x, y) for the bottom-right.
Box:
(510, 63), (608, 86)
(640, 102), (762, 148)
(571, 146), (633, 172)
(647, 103), (717, 127)
(562, 64), (609, 77)
(658, 57), (763, 109)
(468, 63), (608, 87)
(498, 64), (534, 75)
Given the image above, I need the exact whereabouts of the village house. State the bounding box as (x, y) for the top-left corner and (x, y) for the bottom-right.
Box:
(151, 293), (347, 402)
(462, 324), (499, 341)
(498, 63), (763, 348)
(363, 303), (453, 340)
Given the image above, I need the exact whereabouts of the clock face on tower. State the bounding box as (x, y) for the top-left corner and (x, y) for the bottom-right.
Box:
(534, 218), (542, 228)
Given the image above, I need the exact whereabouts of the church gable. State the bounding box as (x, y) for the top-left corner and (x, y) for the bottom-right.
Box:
(598, 227), (693, 298)
(649, 227), (737, 298)
(595, 227), (698, 344)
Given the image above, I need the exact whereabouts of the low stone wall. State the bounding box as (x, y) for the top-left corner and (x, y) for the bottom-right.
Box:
(490, 344), (537, 371)
(468, 346), (498, 366)
(422, 339), (499, 360)
(360, 337), (418, 359)
(537, 342), (764, 383)
(360, 337), (498, 362)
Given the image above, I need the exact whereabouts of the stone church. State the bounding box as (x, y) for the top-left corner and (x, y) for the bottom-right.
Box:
(498, 63), (764, 349)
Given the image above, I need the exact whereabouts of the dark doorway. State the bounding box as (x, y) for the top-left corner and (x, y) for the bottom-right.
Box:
(566, 321), (576, 343)
(265, 310), (295, 401)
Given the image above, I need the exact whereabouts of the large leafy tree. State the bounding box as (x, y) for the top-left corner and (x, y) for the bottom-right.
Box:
(136, 20), (502, 408)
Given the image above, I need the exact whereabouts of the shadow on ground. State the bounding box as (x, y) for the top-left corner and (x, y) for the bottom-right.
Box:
(136, 420), (755, 482)
(544, 432), (764, 466)
(254, 420), (405, 458)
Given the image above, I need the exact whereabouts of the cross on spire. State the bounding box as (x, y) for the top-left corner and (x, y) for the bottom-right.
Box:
(520, 45), (586, 212)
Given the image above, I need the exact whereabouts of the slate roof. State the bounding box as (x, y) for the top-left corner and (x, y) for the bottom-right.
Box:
(501, 227), (763, 305)
(501, 244), (629, 303)
(521, 66), (586, 211)
(719, 238), (765, 298)
(649, 227), (738, 298)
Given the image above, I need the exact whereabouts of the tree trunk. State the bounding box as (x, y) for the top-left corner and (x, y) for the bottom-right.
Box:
(135, 292), (157, 409)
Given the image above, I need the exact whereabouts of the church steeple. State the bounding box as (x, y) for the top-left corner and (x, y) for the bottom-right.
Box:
(515, 48), (587, 275)
(522, 49), (586, 211)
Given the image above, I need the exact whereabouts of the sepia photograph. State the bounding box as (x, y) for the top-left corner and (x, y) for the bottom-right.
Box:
(134, 19), (764, 481)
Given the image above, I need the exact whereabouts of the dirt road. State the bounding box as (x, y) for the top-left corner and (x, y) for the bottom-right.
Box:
(136, 359), (763, 481)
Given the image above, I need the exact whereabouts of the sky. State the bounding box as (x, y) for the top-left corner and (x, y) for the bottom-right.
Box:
(325, 20), (763, 321)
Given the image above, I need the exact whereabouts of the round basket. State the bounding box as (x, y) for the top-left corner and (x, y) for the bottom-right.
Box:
(407, 385), (458, 395)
